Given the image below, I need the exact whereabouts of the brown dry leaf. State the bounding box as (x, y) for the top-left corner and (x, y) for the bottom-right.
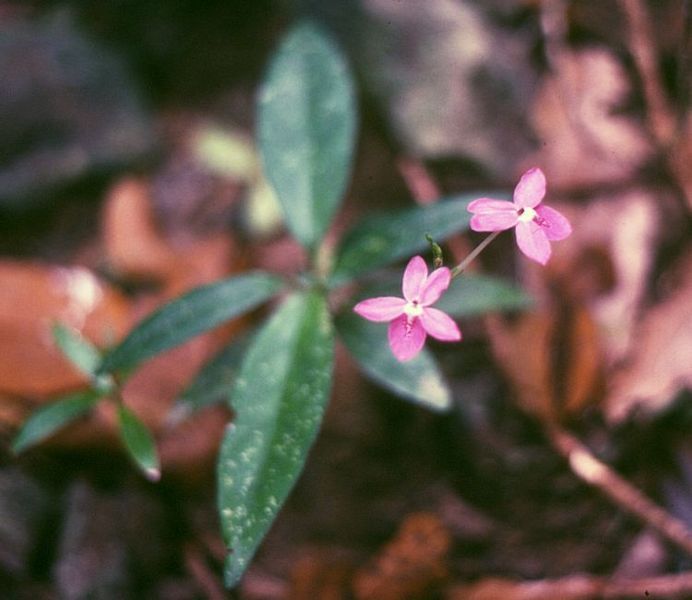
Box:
(288, 553), (354, 600)
(486, 300), (602, 423)
(0, 261), (130, 399)
(530, 48), (652, 189)
(606, 251), (692, 422)
(352, 512), (451, 600)
(543, 191), (661, 367)
(102, 177), (179, 282)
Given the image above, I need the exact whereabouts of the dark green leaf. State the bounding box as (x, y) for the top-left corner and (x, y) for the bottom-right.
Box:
(330, 193), (507, 285)
(52, 323), (101, 376)
(258, 20), (357, 250)
(336, 311), (451, 412)
(117, 405), (160, 481)
(12, 391), (100, 454)
(100, 272), (282, 375)
(173, 332), (253, 421)
(435, 274), (532, 316)
(218, 292), (334, 587)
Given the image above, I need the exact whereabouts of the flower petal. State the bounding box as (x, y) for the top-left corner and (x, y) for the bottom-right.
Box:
(420, 307), (461, 341)
(402, 255), (428, 302)
(388, 314), (426, 362)
(536, 205), (572, 241)
(515, 221), (551, 265)
(468, 198), (519, 232)
(513, 167), (546, 208)
(419, 267), (451, 306)
(353, 297), (406, 322)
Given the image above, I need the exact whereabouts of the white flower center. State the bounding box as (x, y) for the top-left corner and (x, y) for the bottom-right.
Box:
(517, 206), (537, 223)
(404, 301), (423, 318)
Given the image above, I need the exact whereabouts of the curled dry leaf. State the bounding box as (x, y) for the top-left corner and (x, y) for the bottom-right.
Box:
(486, 299), (603, 423)
(103, 178), (179, 282)
(607, 251), (692, 422)
(530, 48), (652, 189)
(544, 191), (661, 367)
(352, 512), (451, 600)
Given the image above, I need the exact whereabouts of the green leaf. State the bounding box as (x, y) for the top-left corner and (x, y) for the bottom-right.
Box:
(435, 274), (533, 316)
(52, 323), (102, 376)
(117, 405), (160, 481)
(330, 193), (507, 285)
(218, 291), (334, 587)
(173, 333), (253, 421)
(258, 20), (357, 250)
(336, 311), (451, 412)
(100, 272), (282, 375)
(12, 391), (100, 454)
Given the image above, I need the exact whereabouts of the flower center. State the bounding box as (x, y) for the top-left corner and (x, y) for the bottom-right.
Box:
(517, 206), (537, 223)
(404, 300), (423, 318)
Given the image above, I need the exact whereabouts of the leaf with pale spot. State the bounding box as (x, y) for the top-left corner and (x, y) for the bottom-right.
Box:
(258, 20), (357, 250)
(218, 292), (334, 587)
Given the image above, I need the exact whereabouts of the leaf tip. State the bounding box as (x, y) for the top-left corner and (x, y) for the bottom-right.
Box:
(144, 466), (161, 482)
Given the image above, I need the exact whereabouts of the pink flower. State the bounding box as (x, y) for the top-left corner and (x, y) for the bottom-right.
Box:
(353, 256), (461, 362)
(467, 167), (572, 265)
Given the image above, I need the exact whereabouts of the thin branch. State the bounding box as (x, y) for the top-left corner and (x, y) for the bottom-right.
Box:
(449, 571), (692, 600)
(619, 0), (677, 146)
(546, 424), (692, 556)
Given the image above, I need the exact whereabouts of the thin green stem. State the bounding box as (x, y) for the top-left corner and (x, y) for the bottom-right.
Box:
(450, 231), (501, 279)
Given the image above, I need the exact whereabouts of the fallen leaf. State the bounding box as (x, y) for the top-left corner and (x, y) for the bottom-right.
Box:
(606, 251), (692, 422)
(530, 48), (653, 189)
(352, 512), (451, 600)
(102, 178), (179, 282)
(0, 261), (130, 399)
(288, 553), (354, 600)
(527, 190), (664, 369)
(486, 299), (603, 422)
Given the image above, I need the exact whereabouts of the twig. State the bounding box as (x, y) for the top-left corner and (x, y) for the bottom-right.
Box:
(619, 0), (677, 146)
(397, 157), (441, 205)
(448, 571), (692, 600)
(546, 423), (692, 556)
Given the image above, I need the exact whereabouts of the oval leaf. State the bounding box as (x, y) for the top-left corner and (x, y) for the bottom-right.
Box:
(336, 311), (451, 412)
(117, 405), (160, 481)
(218, 291), (334, 587)
(52, 323), (102, 376)
(435, 274), (533, 316)
(100, 272), (282, 375)
(330, 193), (507, 285)
(12, 391), (100, 454)
(258, 20), (357, 250)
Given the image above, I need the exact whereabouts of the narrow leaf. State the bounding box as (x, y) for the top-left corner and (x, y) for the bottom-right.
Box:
(12, 391), (100, 454)
(435, 274), (533, 316)
(336, 311), (451, 412)
(117, 405), (160, 481)
(218, 292), (334, 587)
(258, 20), (357, 249)
(52, 323), (102, 376)
(330, 193), (507, 285)
(100, 272), (282, 375)
(173, 333), (252, 420)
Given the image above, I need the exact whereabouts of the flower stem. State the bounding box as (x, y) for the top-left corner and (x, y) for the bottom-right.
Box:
(450, 231), (501, 279)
